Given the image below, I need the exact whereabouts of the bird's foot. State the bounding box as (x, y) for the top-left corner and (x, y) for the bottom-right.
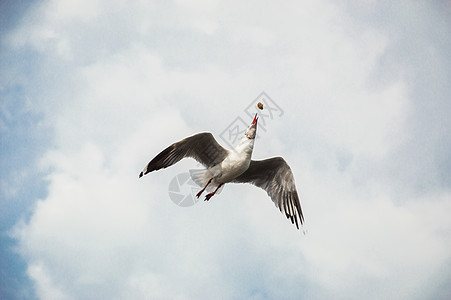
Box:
(204, 193), (215, 201)
(204, 183), (223, 201)
(196, 190), (204, 198)
(197, 178), (213, 198)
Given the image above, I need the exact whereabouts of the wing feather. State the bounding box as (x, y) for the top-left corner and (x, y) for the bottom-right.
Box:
(233, 157), (305, 229)
(139, 132), (228, 177)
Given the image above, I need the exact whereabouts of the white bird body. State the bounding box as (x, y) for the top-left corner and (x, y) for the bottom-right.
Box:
(140, 113), (305, 231)
(189, 140), (253, 195)
(219, 137), (254, 182)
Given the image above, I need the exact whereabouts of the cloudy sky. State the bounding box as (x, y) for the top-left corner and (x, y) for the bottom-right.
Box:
(1, 0), (450, 299)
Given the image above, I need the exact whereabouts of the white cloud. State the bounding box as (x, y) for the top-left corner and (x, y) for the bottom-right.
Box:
(4, 0), (451, 299)
(28, 264), (70, 300)
(174, 0), (220, 35)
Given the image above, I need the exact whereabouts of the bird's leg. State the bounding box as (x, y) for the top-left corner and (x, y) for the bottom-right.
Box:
(196, 178), (213, 198)
(204, 183), (224, 201)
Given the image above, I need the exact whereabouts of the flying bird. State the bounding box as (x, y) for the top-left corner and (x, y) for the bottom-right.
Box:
(139, 113), (305, 230)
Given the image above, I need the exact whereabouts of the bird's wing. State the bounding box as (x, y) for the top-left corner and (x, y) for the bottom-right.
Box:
(233, 157), (305, 229)
(139, 132), (229, 177)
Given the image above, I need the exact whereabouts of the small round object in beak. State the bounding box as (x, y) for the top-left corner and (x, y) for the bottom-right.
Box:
(257, 102), (264, 110)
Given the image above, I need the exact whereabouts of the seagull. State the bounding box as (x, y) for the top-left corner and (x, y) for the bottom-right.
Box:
(139, 113), (305, 230)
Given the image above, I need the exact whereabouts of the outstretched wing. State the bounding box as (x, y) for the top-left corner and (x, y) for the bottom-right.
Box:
(139, 132), (229, 177)
(233, 157), (305, 229)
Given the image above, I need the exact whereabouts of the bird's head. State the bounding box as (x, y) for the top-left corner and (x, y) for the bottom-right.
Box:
(245, 113), (258, 139)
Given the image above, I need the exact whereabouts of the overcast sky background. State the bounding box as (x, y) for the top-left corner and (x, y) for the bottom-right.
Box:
(1, 0), (450, 299)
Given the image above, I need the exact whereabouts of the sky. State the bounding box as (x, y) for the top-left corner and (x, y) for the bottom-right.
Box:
(1, 0), (450, 299)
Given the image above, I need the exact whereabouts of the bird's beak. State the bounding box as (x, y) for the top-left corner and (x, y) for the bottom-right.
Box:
(251, 113), (258, 125)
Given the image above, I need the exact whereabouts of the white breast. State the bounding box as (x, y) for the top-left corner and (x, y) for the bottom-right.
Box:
(217, 138), (255, 182)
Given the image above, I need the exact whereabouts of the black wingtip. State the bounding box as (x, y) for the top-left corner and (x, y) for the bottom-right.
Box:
(139, 171), (144, 178)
